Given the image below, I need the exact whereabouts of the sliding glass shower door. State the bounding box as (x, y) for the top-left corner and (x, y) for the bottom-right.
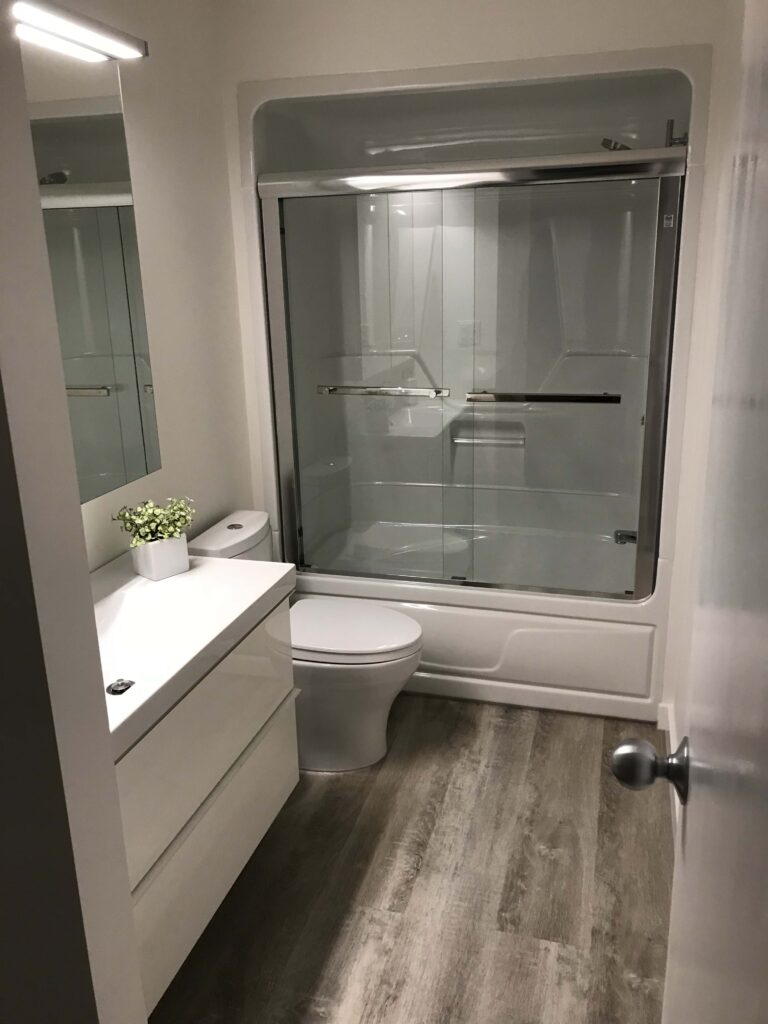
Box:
(282, 190), (454, 581)
(267, 161), (680, 598)
(462, 178), (661, 596)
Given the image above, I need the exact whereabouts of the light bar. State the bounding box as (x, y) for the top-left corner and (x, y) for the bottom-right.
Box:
(342, 172), (508, 192)
(12, 1), (147, 60)
(14, 22), (107, 61)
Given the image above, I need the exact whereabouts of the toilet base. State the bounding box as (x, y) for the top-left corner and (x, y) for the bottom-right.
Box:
(293, 650), (421, 772)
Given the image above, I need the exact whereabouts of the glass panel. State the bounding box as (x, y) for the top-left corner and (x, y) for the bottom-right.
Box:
(467, 178), (660, 594)
(283, 192), (450, 578)
(281, 178), (662, 596)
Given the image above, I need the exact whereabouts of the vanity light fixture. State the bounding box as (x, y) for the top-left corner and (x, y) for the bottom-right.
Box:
(14, 21), (107, 61)
(12, 1), (148, 61)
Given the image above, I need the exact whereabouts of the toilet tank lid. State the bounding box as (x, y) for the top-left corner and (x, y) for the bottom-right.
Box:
(188, 510), (270, 558)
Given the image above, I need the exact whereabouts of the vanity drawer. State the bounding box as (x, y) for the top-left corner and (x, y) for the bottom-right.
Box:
(116, 598), (292, 889)
(132, 694), (299, 1013)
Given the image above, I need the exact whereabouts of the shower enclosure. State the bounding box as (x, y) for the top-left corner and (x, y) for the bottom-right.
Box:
(261, 149), (683, 599)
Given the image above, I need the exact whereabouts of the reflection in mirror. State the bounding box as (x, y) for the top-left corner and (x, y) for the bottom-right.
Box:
(18, 11), (159, 503)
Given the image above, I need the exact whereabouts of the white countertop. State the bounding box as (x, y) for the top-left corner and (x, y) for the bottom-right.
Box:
(92, 554), (295, 760)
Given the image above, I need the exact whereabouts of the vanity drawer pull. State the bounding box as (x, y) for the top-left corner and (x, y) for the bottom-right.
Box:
(66, 384), (112, 397)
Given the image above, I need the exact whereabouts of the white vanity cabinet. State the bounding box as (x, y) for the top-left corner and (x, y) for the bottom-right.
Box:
(130, 690), (297, 1010)
(93, 554), (297, 1012)
(116, 599), (294, 890)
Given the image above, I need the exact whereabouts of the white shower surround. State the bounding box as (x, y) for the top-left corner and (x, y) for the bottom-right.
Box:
(236, 46), (712, 722)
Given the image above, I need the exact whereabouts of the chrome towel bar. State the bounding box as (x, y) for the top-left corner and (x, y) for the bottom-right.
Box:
(452, 436), (525, 448)
(317, 385), (450, 398)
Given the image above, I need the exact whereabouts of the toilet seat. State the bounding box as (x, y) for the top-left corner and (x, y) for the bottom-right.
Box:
(290, 598), (422, 665)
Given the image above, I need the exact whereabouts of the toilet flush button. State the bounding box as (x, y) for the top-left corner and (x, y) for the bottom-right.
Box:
(227, 523), (243, 530)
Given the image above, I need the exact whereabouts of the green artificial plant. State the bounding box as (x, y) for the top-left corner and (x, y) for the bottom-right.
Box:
(114, 497), (195, 548)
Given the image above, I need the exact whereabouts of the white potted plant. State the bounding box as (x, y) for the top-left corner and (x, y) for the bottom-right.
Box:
(114, 497), (195, 581)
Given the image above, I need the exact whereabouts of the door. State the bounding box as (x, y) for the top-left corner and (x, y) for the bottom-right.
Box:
(661, 2), (768, 1018)
(460, 176), (674, 597)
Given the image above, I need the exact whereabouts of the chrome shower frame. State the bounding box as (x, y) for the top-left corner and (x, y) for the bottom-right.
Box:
(259, 147), (684, 600)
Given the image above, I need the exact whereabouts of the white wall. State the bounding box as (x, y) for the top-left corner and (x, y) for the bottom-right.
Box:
(33, 0), (254, 569)
(1, 9), (146, 1019)
(21, 42), (119, 103)
(224, 0), (735, 80)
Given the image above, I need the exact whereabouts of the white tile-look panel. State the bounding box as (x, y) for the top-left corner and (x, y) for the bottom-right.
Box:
(116, 599), (292, 890)
(132, 694), (299, 1013)
(407, 602), (653, 697)
(300, 596), (653, 699)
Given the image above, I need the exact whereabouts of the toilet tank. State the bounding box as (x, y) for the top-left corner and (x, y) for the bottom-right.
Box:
(188, 511), (272, 561)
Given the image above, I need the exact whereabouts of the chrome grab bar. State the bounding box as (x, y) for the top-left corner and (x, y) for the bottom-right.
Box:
(318, 385), (450, 398)
(465, 391), (621, 404)
(66, 385), (112, 398)
(452, 436), (525, 448)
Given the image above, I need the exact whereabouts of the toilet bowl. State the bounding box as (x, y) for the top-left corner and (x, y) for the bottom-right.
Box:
(189, 513), (423, 771)
(290, 597), (422, 771)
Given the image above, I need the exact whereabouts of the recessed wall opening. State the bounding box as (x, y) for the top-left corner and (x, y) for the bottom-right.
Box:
(258, 70), (690, 600)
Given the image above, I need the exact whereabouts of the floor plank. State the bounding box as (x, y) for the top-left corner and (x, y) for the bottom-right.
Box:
(345, 694), (483, 916)
(150, 696), (673, 1024)
(496, 710), (604, 949)
(390, 701), (538, 923)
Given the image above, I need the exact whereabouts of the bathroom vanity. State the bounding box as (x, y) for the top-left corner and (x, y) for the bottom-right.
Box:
(92, 554), (297, 1011)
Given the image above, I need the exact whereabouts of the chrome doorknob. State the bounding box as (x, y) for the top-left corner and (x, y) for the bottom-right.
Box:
(611, 736), (689, 804)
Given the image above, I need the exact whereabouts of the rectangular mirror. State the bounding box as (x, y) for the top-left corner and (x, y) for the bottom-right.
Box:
(18, 10), (159, 503)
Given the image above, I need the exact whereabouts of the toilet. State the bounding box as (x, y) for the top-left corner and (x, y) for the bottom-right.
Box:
(189, 511), (423, 771)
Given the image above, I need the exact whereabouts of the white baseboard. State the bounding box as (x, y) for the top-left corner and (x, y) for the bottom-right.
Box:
(655, 699), (681, 838)
(656, 700), (681, 749)
(657, 700), (672, 736)
(407, 670), (659, 722)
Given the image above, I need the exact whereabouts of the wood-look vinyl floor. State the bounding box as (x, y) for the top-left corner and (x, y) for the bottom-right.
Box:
(151, 696), (673, 1024)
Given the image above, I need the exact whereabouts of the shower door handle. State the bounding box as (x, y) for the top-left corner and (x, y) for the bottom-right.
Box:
(66, 385), (113, 397)
(465, 391), (621, 404)
(318, 385), (450, 398)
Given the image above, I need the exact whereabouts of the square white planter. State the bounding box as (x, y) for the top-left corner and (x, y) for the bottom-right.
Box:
(131, 536), (190, 582)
